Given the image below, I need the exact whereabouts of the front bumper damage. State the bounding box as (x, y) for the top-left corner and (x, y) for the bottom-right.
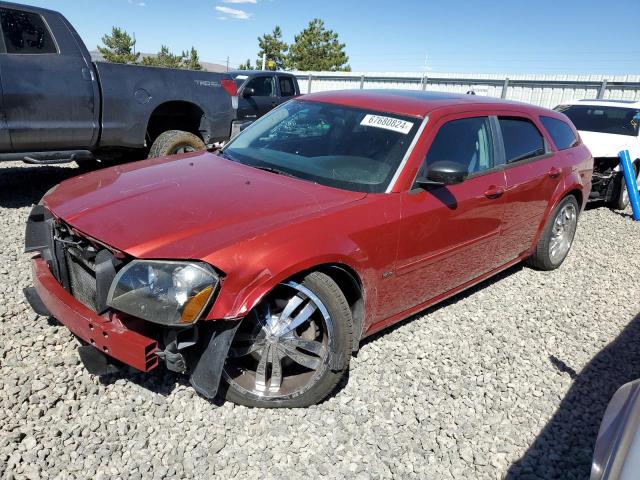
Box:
(23, 204), (239, 399)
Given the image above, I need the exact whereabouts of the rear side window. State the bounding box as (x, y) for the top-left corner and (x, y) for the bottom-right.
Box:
(424, 116), (494, 175)
(0, 8), (57, 54)
(499, 117), (545, 163)
(540, 116), (578, 150)
(278, 76), (296, 97)
(245, 76), (275, 97)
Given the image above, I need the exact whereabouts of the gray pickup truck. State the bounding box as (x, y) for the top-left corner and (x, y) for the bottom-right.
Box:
(0, 1), (241, 164)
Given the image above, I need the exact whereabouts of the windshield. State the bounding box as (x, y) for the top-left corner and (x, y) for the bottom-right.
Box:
(223, 100), (421, 193)
(555, 104), (640, 137)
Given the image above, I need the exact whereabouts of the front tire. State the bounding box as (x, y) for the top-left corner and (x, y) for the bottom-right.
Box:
(222, 272), (353, 408)
(610, 163), (640, 211)
(148, 130), (206, 158)
(526, 195), (579, 271)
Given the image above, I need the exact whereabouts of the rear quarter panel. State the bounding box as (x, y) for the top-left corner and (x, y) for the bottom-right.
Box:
(94, 63), (235, 148)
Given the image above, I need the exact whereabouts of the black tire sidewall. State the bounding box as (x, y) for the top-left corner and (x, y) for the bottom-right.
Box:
(612, 163), (639, 210)
(223, 272), (352, 408)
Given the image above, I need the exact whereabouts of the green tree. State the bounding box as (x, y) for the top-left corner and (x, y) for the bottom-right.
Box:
(141, 45), (183, 69)
(288, 19), (350, 71)
(238, 59), (255, 70)
(256, 26), (288, 70)
(97, 27), (140, 64)
(143, 46), (203, 70)
(182, 47), (203, 71)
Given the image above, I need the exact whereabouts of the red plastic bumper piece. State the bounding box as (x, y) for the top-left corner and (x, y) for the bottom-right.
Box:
(31, 257), (158, 372)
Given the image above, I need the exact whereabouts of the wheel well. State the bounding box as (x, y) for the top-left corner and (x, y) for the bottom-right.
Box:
(304, 263), (364, 352)
(566, 188), (583, 208)
(146, 101), (205, 146)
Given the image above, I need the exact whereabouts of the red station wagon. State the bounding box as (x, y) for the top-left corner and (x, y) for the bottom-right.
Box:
(24, 91), (593, 407)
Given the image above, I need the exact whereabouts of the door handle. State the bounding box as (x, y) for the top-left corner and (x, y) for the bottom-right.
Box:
(548, 167), (561, 179)
(484, 186), (504, 199)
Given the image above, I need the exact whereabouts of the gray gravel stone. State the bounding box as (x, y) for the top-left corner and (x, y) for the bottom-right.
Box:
(2, 161), (640, 479)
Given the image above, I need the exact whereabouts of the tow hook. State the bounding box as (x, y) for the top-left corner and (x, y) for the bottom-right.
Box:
(158, 328), (199, 373)
(157, 346), (187, 373)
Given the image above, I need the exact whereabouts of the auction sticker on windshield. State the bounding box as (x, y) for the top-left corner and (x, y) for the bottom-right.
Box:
(361, 114), (414, 134)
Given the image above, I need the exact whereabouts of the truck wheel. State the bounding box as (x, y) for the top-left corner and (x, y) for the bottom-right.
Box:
(222, 272), (353, 408)
(610, 163), (640, 210)
(526, 195), (579, 271)
(148, 130), (206, 158)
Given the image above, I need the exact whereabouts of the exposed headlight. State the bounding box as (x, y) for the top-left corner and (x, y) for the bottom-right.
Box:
(106, 260), (219, 326)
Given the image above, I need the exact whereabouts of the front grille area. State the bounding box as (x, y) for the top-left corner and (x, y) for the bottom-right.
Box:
(65, 248), (98, 311)
(47, 220), (119, 314)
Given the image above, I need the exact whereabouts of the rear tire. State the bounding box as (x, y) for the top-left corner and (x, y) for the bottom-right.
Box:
(526, 195), (579, 271)
(610, 163), (639, 211)
(148, 130), (206, 158)
(222, 272), (353, 408)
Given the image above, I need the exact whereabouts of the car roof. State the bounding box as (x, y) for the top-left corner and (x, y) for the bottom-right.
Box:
(229, 70), (295, 76)
(0, 1), (58, 15)
(560, 98), (640, 109)
(302, 89), (551, 118)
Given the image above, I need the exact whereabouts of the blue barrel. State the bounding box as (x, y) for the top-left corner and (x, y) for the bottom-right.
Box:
(618, 149), (640, 221)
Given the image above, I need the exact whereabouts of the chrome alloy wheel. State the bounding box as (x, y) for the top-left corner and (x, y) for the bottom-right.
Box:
(223, 281), (333, 399)
(549, 203), (578, 264)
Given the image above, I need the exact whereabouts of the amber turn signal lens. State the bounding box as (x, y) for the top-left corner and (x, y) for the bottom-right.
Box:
(181, 286), (214, 323)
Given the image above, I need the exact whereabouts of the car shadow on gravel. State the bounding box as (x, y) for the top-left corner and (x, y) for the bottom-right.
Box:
(506, 313), (640, 479)
(0, 164), (81, 208)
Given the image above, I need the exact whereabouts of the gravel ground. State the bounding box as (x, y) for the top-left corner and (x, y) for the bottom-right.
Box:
(1, 160), (640, 480)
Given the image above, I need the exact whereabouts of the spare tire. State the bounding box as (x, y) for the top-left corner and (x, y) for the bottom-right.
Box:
(148, 130), (206, 158)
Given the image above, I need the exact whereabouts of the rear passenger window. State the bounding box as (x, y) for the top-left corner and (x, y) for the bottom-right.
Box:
(278, 77), (296, 97)
(0, 8), (57, 54)
(540, 116), (578, 150)
(424, 117), (494, 175)
(499, 117), (545, 163)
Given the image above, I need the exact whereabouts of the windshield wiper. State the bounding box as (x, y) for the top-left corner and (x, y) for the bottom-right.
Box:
(252, 165), (298, 178)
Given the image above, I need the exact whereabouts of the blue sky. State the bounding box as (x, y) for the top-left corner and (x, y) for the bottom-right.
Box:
(25, 0), (640, 74)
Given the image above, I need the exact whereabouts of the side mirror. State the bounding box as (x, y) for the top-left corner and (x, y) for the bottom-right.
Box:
(416, 160), (468, 188)
(242, 87), (255, 98)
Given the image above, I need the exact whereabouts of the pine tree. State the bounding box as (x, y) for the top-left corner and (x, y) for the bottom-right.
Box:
(256, 26), (288, 70)
(97, 27), (140, 64)
(182, 47), (203, 71)
(288, 19), (350, 71)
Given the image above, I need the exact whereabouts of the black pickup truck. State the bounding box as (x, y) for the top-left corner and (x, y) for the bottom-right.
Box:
(0, 2), (244, 164)
(230, 70), (300, 126)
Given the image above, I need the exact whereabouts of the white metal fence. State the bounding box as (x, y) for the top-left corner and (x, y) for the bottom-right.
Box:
(294, 72), (640, 108)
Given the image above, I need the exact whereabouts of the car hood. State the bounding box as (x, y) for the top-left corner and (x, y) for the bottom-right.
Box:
(579, 130), (640, 159)
(44, 152), (366, 259)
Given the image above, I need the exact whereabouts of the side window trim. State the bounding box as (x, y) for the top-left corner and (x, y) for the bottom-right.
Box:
(412, 114), (499, 188)
(495, 115), (550, 166)
(539, 115), (579, 151)
(0, 7), (59, 55)
(278, 75), (296, 97)
(0, 20), (6, 53)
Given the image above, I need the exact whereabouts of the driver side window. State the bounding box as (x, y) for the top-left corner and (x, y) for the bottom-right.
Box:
(245, 76), (275, 97)
(421, 116), (494, 176)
